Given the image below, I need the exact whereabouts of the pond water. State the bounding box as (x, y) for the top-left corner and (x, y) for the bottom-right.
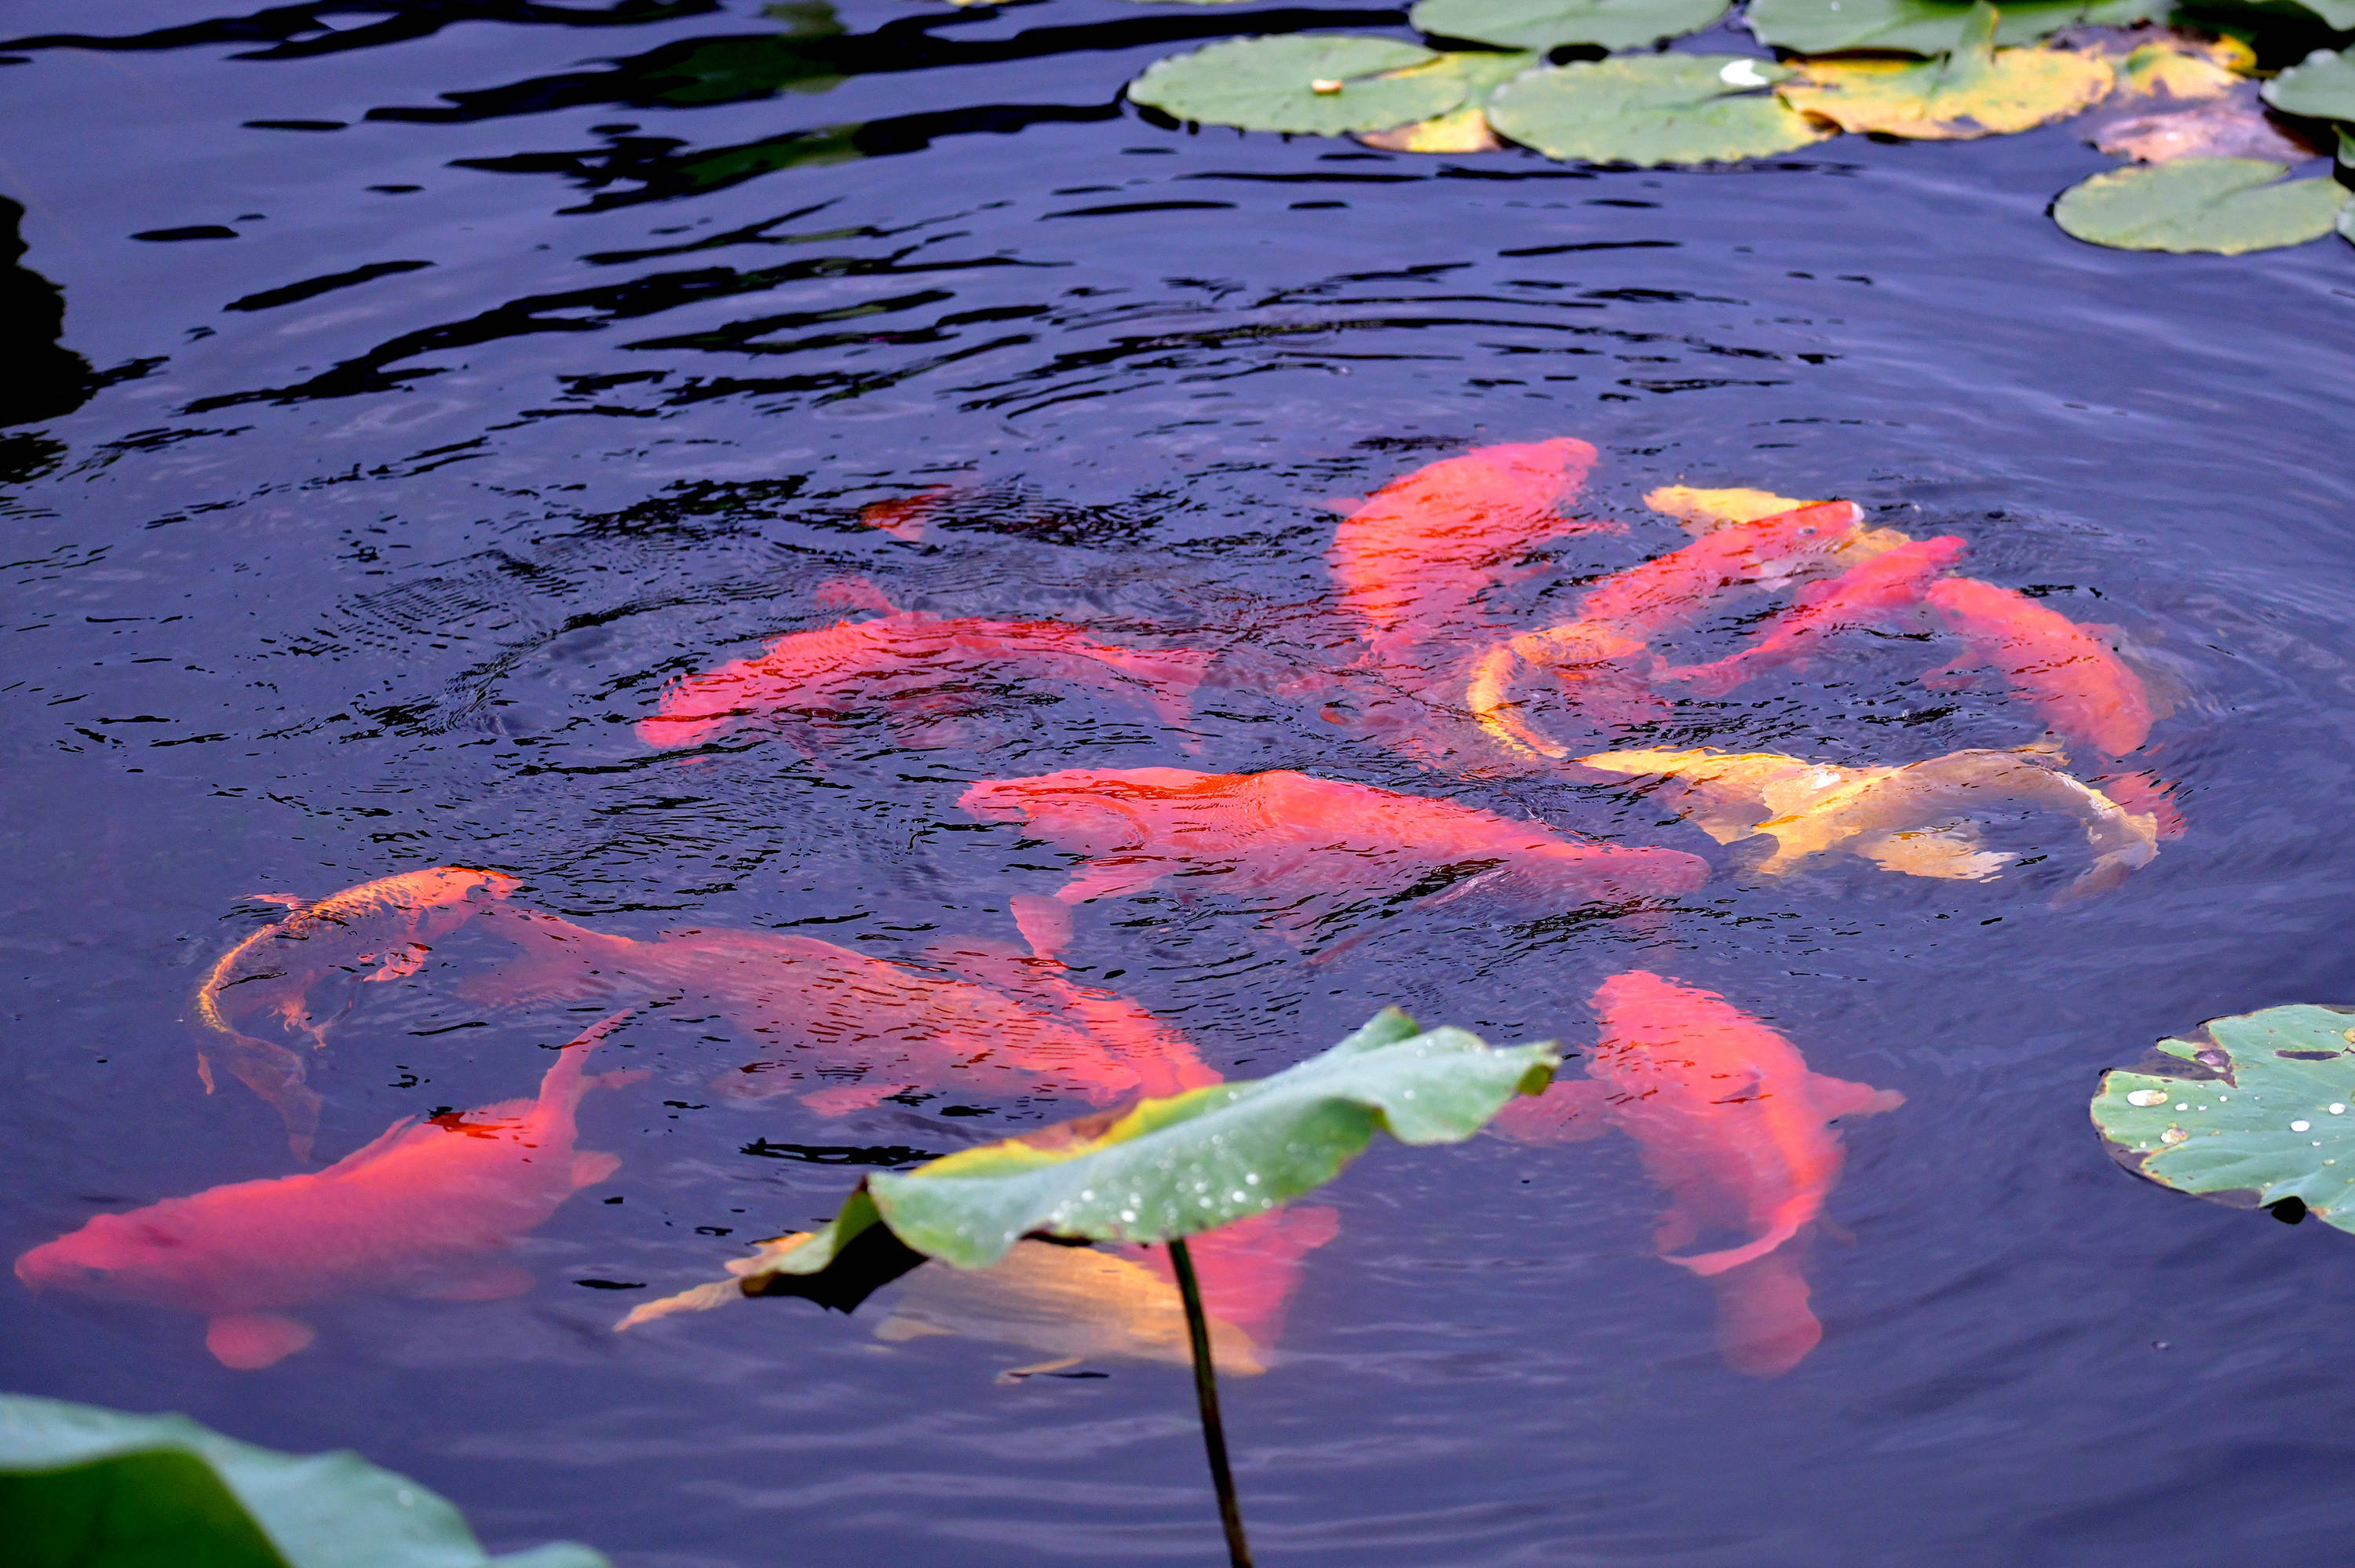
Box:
(7, 3), (2355, 1563)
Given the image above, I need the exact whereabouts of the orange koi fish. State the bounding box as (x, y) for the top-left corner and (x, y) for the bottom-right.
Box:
(470, 917), (1218, 1110)
(1922, 576), (2153, 756)
(194, 867), (523, 1158)
(17, 1013), (639, 1370)
(1327, 438), (1603, 655)
(958, 767), (1707, 958)
(1495, 971), (1900, 1377)
(1663, 536), (1967, 697)
(1576, 500), (1885, 640)
(637, 611), (1208, 752)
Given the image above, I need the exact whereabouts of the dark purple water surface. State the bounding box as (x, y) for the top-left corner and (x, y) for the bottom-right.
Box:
(7, 3), (2355, 1563)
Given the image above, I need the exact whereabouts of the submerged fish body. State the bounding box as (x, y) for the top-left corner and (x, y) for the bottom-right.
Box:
(1327, 438), (1602, 655)
(471, 915), (1217, 1110)
(1495, 970), (1900, 1377)
(16, 1014), (634, 1370)
(1922, 576), (2153, 757)
(1664, 535), (1967, 697)
(958, 766), (1707, 953)
(194, 866), (523, 1158)
(636, 612), (1208, 752)
(1575, 501), (1882, 642)
(1580, 745), (2159, 892)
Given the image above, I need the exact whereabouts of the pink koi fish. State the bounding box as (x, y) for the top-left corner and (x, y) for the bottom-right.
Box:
(637, 611), (1207, 752)
(958, 767), (1707, 959)
(469, 916), (1217, 1110)
(17, 1014), (639, 1369)
(1663, 536), (1967, 698)
(1495, 971), (1900, 1377)
(1576, 501), (1875, 641)
(194, 866), (523, 1158)
(1922, 576), (2153, 757)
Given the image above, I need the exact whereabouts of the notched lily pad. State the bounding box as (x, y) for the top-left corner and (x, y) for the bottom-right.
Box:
(1408, 0), (1728, 52)
(2092, 1004), (2355, 1230)
(1747, 0), (2163, 57)
(1488, 54), (1831, 166)
(1127, 35), (1466, 135)
(2262, 46), (2355, 125)
(1358, 49), (1535, 151)
(1780, 4), (2114, 140)
(2053, 157), (2348, 253)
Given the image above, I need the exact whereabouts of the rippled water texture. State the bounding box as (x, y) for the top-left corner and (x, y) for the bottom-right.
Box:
(7, 3), (2355, 1563)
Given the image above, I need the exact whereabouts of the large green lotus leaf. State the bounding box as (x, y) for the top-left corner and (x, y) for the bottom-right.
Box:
(2263, 46), (2355, 123)
(2053, 157), (2347, 253)
(1127, 36), (1469, 134)
(2090, 1005), (2355, 1227)
(1487, 55), (1830, 165)
(1747, 0), (2163, 55)
(747, 1009), (1557, 1281)
(1409, 0), (1729, 51)
(0, 1395), (607, 1568)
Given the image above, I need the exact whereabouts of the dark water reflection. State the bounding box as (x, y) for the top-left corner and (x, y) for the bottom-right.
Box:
(5, 1), (2355, 1563)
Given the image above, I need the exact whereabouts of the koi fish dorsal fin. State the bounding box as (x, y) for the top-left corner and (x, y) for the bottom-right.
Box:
(243, 892), (310, 910)
(1809, 1073), (1904, 1121)
(315, 1116), (426, 1177)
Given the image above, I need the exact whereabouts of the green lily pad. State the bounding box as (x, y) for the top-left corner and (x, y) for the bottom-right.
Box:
(0, 1395), (607, 1568)
(1487, 54), (1830, 166)
(1747, 0), (2164, 56)
(2090, 1005), (2355, 1228)
(1126, 36), (1468, 134)
(2053, 157), (2348, 253)
(742, 1009), (1557, 1288)
(2290, 0), (2355, 28)
(2263, 46), (2355, 123)
(1408, 0), (1729, 52)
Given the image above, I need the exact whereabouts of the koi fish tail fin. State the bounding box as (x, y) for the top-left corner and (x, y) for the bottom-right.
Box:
(1105, 647), (1210, 727)
(2091, 769), (2186, 840)
(211, 1033), (323, 1160)
(539, 1009), (634, 1110)
(1709, 1245), (1822, 1379)
(1488, 1078), (1614, 1144)
(1658, 658), (1748, 700)
(812, 575), (896, 614)
(1664, 1215), (1805, 1278)
(1008, 893), (1075, 965)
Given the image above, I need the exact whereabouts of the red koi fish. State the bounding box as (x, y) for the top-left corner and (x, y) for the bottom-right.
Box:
(470, 917), (1218, 1110)
(1577, 501), (1876, 640)
(1922, 576), (2153, 757)
(1327, 438), (1604, 662)
(637, 611), (1207, 752)
(1495, 971), (1900, 1377)
(1663, 536), (1967, 698)
(194, 866), (523, 1158)
(1127, 1204), (1342, 1350)
(958, 767), (1707, 958)
(16, 1014), (639, 1370)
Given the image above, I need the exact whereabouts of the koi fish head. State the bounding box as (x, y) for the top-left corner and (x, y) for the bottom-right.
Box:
(16, 1206), (210, 1304)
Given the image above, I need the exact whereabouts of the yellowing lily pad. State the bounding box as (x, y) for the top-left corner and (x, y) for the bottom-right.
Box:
(2109, 35), (2251, 103)
(1488, 55), (1831, 166)
(2263, 46), (2355, 125)
(2054, 157), (2349, 253)
(1408, 0), (1729, 51)
(1127, 36), (1467, 135)
(1780, 4), (2114, 140)
(1747, 0), (2163, 56)
(1356, 49), (1534, 152)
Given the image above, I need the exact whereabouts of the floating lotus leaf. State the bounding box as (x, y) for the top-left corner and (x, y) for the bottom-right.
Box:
(1409, 0), (1729, 51)
(1127, 36), (1467, 135)
(0, 1394), (607, 1568)
(2092, 1005), (2355, 1231)
(1747, 0), (2163, 55)
(2289, 0), (2355, 29)
(2054, 157), (2347, 253)
(681, 1011), (1555, 1307)
(1488, 55), (1831, 166)
(1780, 5), (2114, 140)
(2262, 46), (2355, 124)
(1356, 49), (1535, 152)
